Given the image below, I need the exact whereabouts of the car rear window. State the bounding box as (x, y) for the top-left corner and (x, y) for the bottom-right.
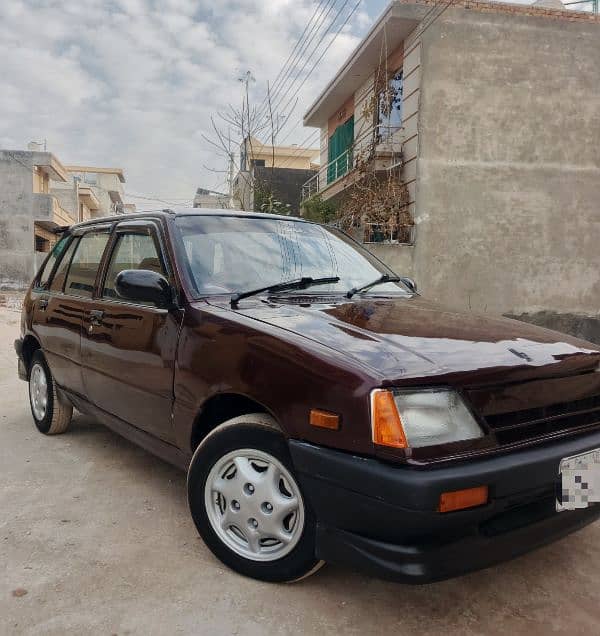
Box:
(64, 231), (110, 298)
(36, 235), (70, 289)
(49, 237), (80, 293)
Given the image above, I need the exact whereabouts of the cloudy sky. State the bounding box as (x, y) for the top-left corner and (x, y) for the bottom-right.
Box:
(1, 0), (552, 210)
(0, 0), (397, 208)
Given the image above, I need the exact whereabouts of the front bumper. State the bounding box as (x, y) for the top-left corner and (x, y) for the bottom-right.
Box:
(14, 338), (27, 380)
(289, 431), (600, 583)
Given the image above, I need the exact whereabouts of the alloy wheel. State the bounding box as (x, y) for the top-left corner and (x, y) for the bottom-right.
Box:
(204, 448), (305, 562)
(29, 363), (48, 421)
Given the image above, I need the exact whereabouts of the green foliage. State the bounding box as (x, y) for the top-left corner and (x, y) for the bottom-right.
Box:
(301, 195), (338, 224)
(254, 181), (292, 215)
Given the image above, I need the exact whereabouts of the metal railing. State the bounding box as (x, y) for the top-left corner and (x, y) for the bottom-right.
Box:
(363, 222), (415, 246)
(301, 124), (403, 202)
(564, 0), (599, 13)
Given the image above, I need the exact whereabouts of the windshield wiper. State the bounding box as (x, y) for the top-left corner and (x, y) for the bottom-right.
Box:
(346, 273), (403, 299)
(231, 276), (340, 307)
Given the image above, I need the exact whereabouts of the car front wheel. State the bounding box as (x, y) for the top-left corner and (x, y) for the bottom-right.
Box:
(187, 414), (323, 582)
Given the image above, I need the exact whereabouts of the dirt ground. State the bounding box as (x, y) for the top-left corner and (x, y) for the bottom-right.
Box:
(1, 303), (599, 636)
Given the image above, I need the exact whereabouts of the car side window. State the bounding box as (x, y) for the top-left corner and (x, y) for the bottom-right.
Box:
(36, 235), (70, 290)
(102, 231), (166, 304)
(49, 238), (80, 293)
(64, 231), (111, 298)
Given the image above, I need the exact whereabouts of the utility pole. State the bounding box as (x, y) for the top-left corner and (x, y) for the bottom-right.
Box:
(73, 176), (81, 222)
(227, 150), (235, 209)
(237, 70), (256, 211)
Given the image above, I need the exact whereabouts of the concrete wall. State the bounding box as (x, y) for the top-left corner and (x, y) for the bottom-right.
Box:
(0, 152), (36, 289)
(51, 186), (77, 219)
(368, 243), (414, 278)
(403, 8), (600, 338)
(253, 166), (317, 215)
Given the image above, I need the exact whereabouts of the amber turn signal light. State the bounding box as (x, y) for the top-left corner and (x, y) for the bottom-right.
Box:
(371, 389), (408, 449)
(438, 486), (489, 513)
(310, 409), (340, 430)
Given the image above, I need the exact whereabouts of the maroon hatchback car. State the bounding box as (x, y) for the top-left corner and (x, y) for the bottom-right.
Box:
(15, 209), (600, 583)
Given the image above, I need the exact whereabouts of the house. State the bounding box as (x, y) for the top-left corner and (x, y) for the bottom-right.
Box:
(62, 165), (126, 217)
(0, 150), (127, 289)
(193, 188), (232, 209)
(301, 0), (600, 340)
(233, 136), (318, 214)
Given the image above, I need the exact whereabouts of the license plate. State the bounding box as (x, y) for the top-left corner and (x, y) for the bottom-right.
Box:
(557, 447), (600, 511)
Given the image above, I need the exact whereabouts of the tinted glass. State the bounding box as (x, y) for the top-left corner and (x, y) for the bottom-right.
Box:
(37, 236), (69, 289)
(103, 232), (165, 302)
(50, 238), (79, 293)
(64, 231), (110, 298)
(174, 216), (408, 296)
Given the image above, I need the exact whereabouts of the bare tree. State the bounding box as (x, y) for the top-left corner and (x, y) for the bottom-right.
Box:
(202, 70), (298, 213)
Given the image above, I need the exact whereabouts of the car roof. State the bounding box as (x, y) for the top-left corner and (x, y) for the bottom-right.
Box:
(67, 207), (311, 231)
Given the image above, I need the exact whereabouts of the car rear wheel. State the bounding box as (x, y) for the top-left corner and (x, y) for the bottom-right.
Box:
(28, 350), (73, 435)
(187, 414), (324, 582)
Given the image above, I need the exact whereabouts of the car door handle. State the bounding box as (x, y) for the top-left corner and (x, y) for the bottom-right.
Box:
(89, 309), (105, 325)
(38, 298), (48, 310)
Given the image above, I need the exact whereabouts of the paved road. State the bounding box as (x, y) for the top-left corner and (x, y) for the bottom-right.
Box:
(1, 306), (599, 635)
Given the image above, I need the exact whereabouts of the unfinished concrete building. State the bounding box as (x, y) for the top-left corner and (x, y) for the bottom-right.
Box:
(302, 0), (600, 340)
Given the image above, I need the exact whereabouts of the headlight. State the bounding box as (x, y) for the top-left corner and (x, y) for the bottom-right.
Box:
(370, 388), (484, 449)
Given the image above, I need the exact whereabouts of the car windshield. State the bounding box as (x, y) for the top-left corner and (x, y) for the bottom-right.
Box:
(174, 215), (411, 297)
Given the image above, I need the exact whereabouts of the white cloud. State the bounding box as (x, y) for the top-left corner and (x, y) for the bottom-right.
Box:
(0, 0), (386, 208)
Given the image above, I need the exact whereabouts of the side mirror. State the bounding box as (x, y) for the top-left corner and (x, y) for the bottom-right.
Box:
(401, 277), (417, 293)
(115, 269), (173, 308)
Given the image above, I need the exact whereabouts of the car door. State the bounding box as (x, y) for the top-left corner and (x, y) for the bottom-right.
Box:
(32, 230), (111, 396)
(79, 220), (181, 444)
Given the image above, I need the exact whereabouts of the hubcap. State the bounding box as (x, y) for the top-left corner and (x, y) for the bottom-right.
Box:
(204, 449), (305, 562)
(29, 363), (48, 421)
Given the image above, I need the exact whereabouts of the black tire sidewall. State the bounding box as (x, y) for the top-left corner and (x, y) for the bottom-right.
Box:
(29, 351), (55, 434)
(187, 422), (319, 583)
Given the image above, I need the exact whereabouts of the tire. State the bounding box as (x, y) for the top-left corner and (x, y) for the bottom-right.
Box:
(28, 350), (73, 435)
(187, 414), (324, 582)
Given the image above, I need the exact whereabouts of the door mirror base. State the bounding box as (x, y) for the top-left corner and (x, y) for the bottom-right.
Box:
(400, 277), (417, 294)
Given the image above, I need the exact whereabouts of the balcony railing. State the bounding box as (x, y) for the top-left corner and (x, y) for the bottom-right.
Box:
(301, 124), (403, 202)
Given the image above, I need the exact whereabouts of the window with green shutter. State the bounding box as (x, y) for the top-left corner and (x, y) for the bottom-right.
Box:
(327, 116), (354, 184)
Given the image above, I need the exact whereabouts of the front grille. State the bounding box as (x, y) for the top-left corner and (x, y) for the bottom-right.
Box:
(484, 394), (600, 446)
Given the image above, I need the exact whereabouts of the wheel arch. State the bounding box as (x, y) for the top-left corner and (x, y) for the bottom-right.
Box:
(21, 334), (41, 376)
(190, 392), (281, 452)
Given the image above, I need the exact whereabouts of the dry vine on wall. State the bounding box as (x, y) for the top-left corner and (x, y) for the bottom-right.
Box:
(333, 46), (414, 244)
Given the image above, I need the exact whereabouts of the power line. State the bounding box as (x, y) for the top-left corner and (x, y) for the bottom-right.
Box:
(260, 0), (341, 123)
(256, 0), (361, 177)
(273, 0), (361, 161)
(417, 0), (455, 39)
(257, 0), (338, 124)
(274, 130), (321, 171)
(270, 0), (350, 121)
(125, 193), (196, 207)
(277, 0), (448, 173)
(255, 0), (332, 118)
(208, 1), (360, 195)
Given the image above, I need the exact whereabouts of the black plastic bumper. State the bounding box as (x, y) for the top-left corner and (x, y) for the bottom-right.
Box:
(289, 432), (600, 584)
(14, 338), (27, 380)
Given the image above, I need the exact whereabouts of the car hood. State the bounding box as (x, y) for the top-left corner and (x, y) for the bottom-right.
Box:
(224, 295), (600, 386)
